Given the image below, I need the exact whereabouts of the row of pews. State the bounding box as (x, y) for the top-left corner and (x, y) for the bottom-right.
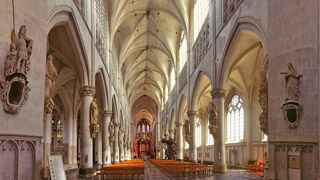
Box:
(150, 159), (214, 177)
(97, 159), (144, 179)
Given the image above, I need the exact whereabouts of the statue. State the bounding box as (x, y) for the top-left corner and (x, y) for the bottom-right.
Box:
(161, 135), (177, 160)
(184, 120), (191, 144)
(259, 73), (268, 134)
(15, 25), (33, 74)
(90, 97), (100, 138)
(281, 62), (303, 128)
(4, 43), (17, 77)
(208, 102), (218, 138)
(0, 26), (32, 114)
(109, 120), (115, 144)
(281, 62), (302, 102)
(45, 55), (58, 97)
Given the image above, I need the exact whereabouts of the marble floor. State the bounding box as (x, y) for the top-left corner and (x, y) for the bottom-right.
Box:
(67, 162), (262, 180)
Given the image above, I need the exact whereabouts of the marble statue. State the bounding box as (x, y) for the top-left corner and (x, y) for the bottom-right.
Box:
(184, 120), (191, 144)
(15, 25), (33, 74)
(45, 55), (58, 97)
(208, 102), (218, 138)
(90, 98), (100, 138)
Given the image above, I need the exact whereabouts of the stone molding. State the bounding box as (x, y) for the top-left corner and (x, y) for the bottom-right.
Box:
(187, 110), (198, 117)
(102, 110), (112, 117)
(211, 88), (226, 99)
(79, 86), (95, 98)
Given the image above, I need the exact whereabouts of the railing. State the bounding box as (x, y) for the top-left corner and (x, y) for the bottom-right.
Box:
(178, 64), (187, 94)
(193, 17), (210, 69)
(223, 0), (243, 23)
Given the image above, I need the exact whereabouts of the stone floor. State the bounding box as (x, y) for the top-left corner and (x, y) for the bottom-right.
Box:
(67, 162), (263, 180)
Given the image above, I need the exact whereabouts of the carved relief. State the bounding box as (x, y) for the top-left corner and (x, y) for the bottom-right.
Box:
(208, 102), (218, 139)
(193, 19), (210, 69)
(44, 96), (54, 115)
(90, 98), (100, 138)
(44, 55), (58, 97)
(280, 62), (303, 128)
(259, 73), (268, 134)
(1, 26), (33, 114)
(223, 0), (242, 23)
(183, 120), (191, 144)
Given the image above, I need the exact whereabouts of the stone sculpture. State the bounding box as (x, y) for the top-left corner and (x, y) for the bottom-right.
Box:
(259, 73), (268, 134)
(0, 26), (33, 113)
(44, 55), (58, 97)
(109, 120), (115, 145)
(118, 129), (123, 146)
(208, 102), (218, 139)
(281, 62), (303, 128)
(184, 120), (191, 144)
(161, 135), (177, 160)
(90, 97), (100, 138)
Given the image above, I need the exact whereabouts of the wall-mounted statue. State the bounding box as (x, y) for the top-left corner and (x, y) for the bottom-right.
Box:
(90, 97), (100, 138)
(281, 62), (303, 128)
(118, 129), (123, 147)
(0, 26), (33, 113)
(109, 120), (115, 145)
(45, 55), (58, 97)
(208, 102), (218, 139)
(259, 73), (268, 134)
(184, 120), (191, 144)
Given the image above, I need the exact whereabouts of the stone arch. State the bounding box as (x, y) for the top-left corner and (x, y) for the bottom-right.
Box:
(47, 6), (90, 86)
(178, 95), (188, 123)
(218, 17), (268, 89)
(169, 109), (176, 130)
(191, 70), (213, 112)
(111, 95), (118, 123)
(95, 69), (109, 110)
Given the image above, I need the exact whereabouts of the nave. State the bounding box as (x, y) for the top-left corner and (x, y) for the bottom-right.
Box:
(67, 159), (262, 180)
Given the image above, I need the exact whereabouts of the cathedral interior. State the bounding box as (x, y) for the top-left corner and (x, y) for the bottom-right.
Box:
(0, 0), (318, 179)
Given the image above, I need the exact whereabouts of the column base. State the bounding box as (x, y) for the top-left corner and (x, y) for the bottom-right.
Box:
(177, 159), (183, 161)
(79, 168), (95, 178)
(103, 163), (112, 166)
(190, 159), (197, 163)
(213, 163), (227, 173)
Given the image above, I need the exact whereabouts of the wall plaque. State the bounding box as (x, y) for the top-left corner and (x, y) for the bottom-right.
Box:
(48, 155), (67, 180)
(288, 155), (300, 169)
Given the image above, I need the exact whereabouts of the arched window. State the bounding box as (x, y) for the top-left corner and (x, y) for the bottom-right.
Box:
(227, 95), (244, 143)
(179, 32), (187, 74)
(147, 124), (150, 132)
(142, 124), (145, 133)
(137, 125), (141, 133)
(193, 0), (209, 42)
(207, 120), (214, 145)
(196, 120), (201, 147)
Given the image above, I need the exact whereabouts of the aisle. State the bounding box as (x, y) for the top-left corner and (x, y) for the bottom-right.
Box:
(144, 160), (174, 180)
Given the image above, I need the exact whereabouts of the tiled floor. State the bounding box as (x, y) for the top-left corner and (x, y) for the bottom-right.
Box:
(67, 162), (262, 180)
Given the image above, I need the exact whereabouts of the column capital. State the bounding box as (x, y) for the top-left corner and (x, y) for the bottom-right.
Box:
(79, 86), (95, 98)
(187, 110), (198, 117)
(175, 122), (183, 127)
(211, 88), (226, 99)
(44, 96), (55, 114)
(102, 110), (112, 117)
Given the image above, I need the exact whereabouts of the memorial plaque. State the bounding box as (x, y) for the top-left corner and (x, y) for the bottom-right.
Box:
(288, 155), (300, 169)
(48, 155), (67, 180)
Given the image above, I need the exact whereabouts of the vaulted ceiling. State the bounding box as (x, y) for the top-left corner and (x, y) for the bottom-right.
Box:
(107, 0), (190, 124)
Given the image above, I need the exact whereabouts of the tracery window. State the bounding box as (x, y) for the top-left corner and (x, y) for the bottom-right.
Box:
(227, 95), (244, 143)
(193, 0), (209, 42)
(196, 120), (201, 147)
(206, 120), (214, 145)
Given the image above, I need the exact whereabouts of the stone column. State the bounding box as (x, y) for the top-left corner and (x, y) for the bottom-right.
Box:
(114, 123), (120, 163)
(124, 134), (128, 161)
(211, 88), (227, 172)
(43, 97), (55, 168)
(187, 110), (198, 163)
(79, 86), (95, 177)
(176, 122), (184, 161)
(96, 132), (102, 166)
(102, 110), (112, 165)
(72, 117), (78, 166)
